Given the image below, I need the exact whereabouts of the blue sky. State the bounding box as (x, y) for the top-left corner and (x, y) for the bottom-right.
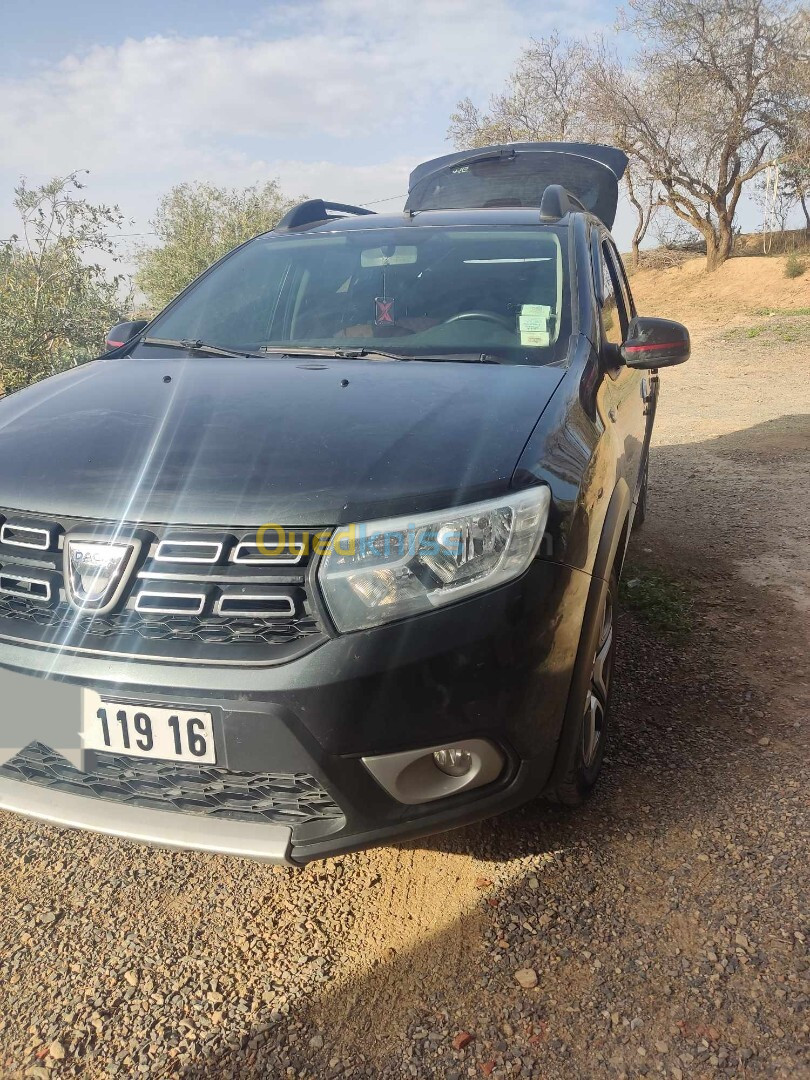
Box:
(0, 0), (770, 261)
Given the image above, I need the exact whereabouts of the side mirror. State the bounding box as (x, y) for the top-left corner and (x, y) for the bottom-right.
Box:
(105, 320), (148, 351)
(621, 316), (690, 369)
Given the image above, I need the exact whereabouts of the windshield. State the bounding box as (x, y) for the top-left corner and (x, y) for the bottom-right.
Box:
(141, 224), (572, 366)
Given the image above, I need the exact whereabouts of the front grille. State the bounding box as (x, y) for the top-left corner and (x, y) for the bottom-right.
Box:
(0, 509), (331, 665)
(0, 596), (320, 646)
(0, 742), (345, 838)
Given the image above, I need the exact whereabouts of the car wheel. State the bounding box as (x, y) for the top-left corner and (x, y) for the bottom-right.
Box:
(632, 459), (648, 530)
(548, 569), (617, 806)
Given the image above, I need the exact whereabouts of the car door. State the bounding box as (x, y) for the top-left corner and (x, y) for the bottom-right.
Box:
(594, 233), (647, 501)
(607, 242), (658, 488)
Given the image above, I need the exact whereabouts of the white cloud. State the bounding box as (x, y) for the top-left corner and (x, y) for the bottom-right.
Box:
(0, 0), (602, 247)
(0, 1), (530, 172)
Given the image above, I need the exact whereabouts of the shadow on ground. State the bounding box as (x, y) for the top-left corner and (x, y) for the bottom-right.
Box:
(175, 418), (809, 1077)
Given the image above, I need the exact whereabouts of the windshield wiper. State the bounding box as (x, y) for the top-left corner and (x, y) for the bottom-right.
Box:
(259, 345), (406, 361)
(398, 353), (502, 364)
(142, 337), (262, 359)
(258, 346), (502, 363)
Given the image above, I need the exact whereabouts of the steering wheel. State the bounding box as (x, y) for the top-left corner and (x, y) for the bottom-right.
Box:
(441, 311), (515, 332)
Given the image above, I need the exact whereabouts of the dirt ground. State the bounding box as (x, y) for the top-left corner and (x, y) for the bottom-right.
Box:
(0, 257), (807, 1079)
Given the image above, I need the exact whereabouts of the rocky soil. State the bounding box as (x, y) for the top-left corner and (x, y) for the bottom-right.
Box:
(0, 295), (807, 1078)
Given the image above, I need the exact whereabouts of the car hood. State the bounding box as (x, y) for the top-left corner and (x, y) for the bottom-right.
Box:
(0, 356), (564, 526)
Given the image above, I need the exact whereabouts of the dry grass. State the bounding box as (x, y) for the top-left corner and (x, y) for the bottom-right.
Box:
(629, 254), (810, 329)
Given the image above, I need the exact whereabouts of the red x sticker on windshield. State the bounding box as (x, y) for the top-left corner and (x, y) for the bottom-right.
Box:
(375, 297), (395, 325)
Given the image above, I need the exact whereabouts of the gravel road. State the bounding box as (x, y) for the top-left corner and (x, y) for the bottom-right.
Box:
(0, 307), (807, 1079)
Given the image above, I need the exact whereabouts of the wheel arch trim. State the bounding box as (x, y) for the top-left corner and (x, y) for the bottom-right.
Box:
(543, 479), (629, 796)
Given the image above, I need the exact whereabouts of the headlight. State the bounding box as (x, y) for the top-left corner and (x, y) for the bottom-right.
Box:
(318, 487), (551, 632)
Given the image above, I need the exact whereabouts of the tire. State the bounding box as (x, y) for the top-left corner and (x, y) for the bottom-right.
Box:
(547, 569), (618, 807)
(632, 458), (648, 530)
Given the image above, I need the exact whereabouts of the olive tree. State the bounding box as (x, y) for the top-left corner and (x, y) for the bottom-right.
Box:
(0, 173), (128, 394)
(136, 180), (302, 311)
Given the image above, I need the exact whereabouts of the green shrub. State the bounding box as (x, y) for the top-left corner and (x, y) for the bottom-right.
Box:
(0, 174), (129, 393)
(784, 253), (807, 279)
(620, 569), (692, 635)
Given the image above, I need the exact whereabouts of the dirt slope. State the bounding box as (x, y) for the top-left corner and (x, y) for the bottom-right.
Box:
(629, 254), (810, 328)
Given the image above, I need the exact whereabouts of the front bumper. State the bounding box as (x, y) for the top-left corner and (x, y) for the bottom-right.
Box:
(0, 559), (590, 863)
(0, 773), (296, 861)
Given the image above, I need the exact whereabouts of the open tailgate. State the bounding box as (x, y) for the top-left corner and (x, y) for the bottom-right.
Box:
(405, 142), (628, 229)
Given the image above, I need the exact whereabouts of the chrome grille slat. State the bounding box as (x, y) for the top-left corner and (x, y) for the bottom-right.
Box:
(154, 539), (225, 564)
(0, 522), (52, 550)
(0, 550), (60, 570)
(214, 593), (296, 618)
(0, 572), (52, 603)
(137, 567), (306, 584)
(134, 590), (208, 616)
(232, 539), (306, 565)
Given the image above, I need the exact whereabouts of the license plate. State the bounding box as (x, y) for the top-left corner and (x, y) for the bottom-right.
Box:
(81, 694), (216, 765)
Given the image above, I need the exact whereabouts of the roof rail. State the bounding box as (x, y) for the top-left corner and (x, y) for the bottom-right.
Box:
(539, 184), (587, 222)
(275, 199), (375, 231)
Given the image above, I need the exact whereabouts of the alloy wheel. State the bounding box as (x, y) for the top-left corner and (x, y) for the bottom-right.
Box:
(582, 590), (614, 769)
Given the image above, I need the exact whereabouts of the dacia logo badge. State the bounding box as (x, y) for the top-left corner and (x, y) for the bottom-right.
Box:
(64, 537), (140, 613)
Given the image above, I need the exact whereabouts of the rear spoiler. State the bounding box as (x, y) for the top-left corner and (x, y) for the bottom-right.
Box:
(405, 142), (628, 228)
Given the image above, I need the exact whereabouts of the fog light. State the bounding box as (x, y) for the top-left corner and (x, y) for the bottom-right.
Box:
(433, 747), (473, 777)
(363, 738), (504, 804)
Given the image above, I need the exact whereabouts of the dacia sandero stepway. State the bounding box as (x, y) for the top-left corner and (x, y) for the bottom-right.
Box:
(0, 143), (688, 863)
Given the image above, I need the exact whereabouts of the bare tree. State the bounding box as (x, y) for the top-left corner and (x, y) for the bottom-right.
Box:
(448, 2), (808, 271)
(773, 6), (810, 230)
(756, 161), (808, 236)
(782, 164), (810, 231)
(773, 26), (810, 232)
(448, 34), (656, 260)
(625, 167), (659, 268)
(593, 0), (808, 269)
(448, 33), (591, 147)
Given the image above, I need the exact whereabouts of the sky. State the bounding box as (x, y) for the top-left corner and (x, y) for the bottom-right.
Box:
(0, 0), (776, 267)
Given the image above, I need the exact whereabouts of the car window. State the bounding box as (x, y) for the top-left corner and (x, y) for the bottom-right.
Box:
(143, 225), (572, 367)
(604, 239), (635, 321)
(599, 238), (629, 346)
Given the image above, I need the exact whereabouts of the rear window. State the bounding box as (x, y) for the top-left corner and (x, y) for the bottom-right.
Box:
(144, 225), (572, 366)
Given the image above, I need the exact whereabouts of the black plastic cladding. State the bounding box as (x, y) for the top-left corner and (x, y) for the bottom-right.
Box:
(0, 742), (345, 837)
